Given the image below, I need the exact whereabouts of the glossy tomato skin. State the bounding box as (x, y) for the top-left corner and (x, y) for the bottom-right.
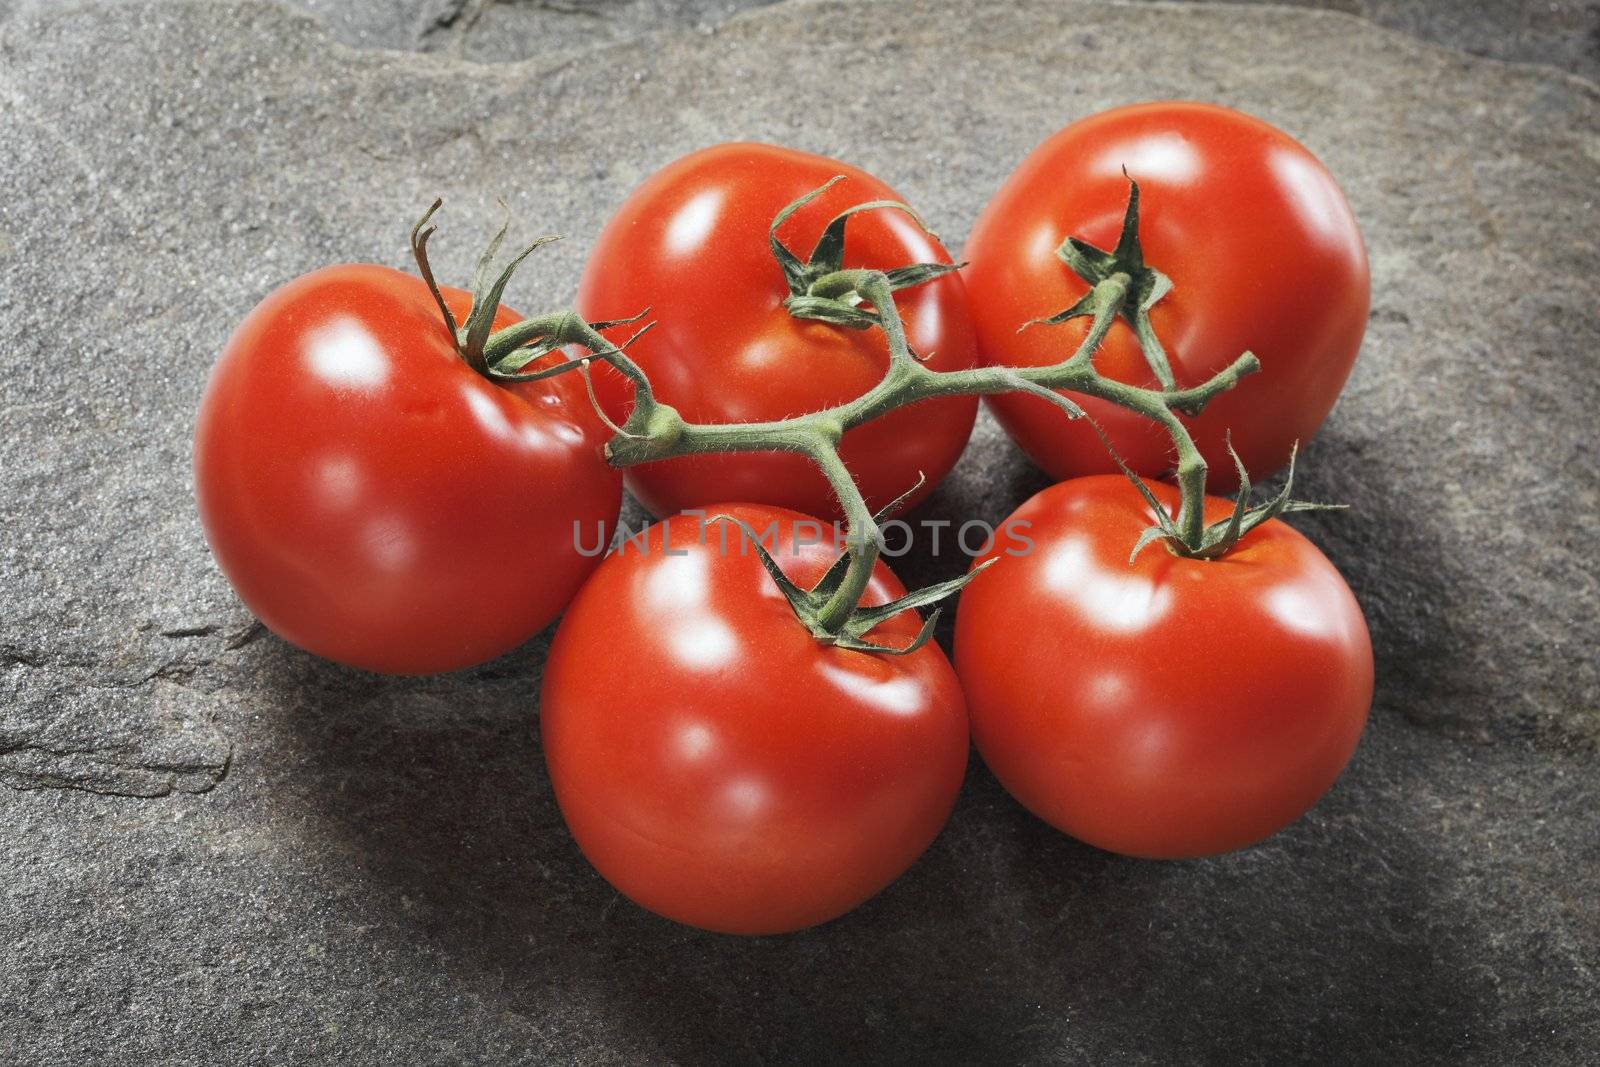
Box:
(955, 476), (1372, 858)
(541, 505), (968, 934)
(194, 265), (622, 675)
(578, 143), (979, 519)
(963, 103), (1370, 491)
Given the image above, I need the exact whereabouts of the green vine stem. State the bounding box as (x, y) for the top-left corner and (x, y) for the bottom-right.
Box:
(412, 182), (1293, 649)
(598, 266), (1255, 629)
(592, 180), (1261, 631)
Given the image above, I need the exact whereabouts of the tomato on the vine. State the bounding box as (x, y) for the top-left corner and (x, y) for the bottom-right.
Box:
(577, 143), (979, 519)
(194, 265), (621, 675)
(540, 504), (968, 934)
(954, 475), (1372, 858)
(963, 102), (1370, 490)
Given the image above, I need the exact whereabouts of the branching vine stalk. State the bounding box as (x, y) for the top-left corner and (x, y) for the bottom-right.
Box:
(412, 178), (1330, 652)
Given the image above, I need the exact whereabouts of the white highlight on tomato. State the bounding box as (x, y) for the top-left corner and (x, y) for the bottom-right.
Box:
(1268, 146), (1350, 249)
(462, 383), (515, 440)
(1043, 535), (1174, 632)
(1094, 132), (1200, 185)
(665, 188), (724, 257)
(719, 777), (769, 822)
(1025, 218), (1061, 267)
(817, 661), (926, 717)
(675, 722), (716, 763)
(1086, 669), (1132, 708)
(363, 515), (417, 573)
(640, 553), (739, 669)
(316, 455), (361, 509)
(669, 618), (738, 671)
(306, 317), (389, 388)
(645, 551), (711, 610)
(1266, 582), (1343, 640)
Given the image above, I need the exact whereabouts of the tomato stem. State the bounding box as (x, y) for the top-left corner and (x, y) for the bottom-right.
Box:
(407, 181), (1282, 646)
(603, 258), (1255, 620)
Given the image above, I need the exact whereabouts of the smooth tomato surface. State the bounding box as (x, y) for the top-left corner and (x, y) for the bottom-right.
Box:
(541, 505), (968, 934)
(194, 265), (621, 675)
(578, 143), (978, 519)
(954, 476), (1372, 858)
(963, 102), (1370, 490)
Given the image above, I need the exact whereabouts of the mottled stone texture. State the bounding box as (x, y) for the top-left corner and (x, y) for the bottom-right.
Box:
(0, 0), (1596, 1063)
(6, 0), (1598, 77)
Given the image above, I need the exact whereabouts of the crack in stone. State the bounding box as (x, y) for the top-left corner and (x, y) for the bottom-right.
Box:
(1, 646), (43, 669)
(2, 657), (243, 800)
(161, 623), (220, 638)
(0, 739), (234, 797)
(224, 621), (267, 650)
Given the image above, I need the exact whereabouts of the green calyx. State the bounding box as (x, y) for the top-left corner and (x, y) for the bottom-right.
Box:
(770, 177), (963, 336)
(408, 200), (660, 428)
(1033, 174), (1178, 390)
(710, 499), (993, 655)
(411, 199), (561, 377)
(1125, 439), (1346, 563)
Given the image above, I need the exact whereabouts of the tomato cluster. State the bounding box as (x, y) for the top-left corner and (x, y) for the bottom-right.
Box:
(195, 103), (1375, 935)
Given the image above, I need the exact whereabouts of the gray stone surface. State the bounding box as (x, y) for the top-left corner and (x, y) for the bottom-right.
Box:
(1351, 0), (1600, 81)
(0, 0), (786, 59)
(10, 0), (1596, 78)
(1183, 0), (1600, 83)
(284, 0), (1600, 84)
(1, 0), (1597, 1063)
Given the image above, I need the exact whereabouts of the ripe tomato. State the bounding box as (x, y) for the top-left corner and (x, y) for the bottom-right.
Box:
(194, 265), (621, 675)
(963, 102), (1370, 490)
(540, 505), (968, 934)
(954, 476), (1372, 858)
(578, 143), (979, 519)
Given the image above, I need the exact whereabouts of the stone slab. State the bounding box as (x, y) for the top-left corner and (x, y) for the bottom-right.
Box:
(0, 1), (1596, 1063)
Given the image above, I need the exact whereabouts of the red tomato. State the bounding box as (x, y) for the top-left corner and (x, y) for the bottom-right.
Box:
(963, 102), (1370, 490)
(541, 505), (968, 934)
(194, 265), (621, 675)
(578, 143), (979, 519)
(954, 476), (1372, 858)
